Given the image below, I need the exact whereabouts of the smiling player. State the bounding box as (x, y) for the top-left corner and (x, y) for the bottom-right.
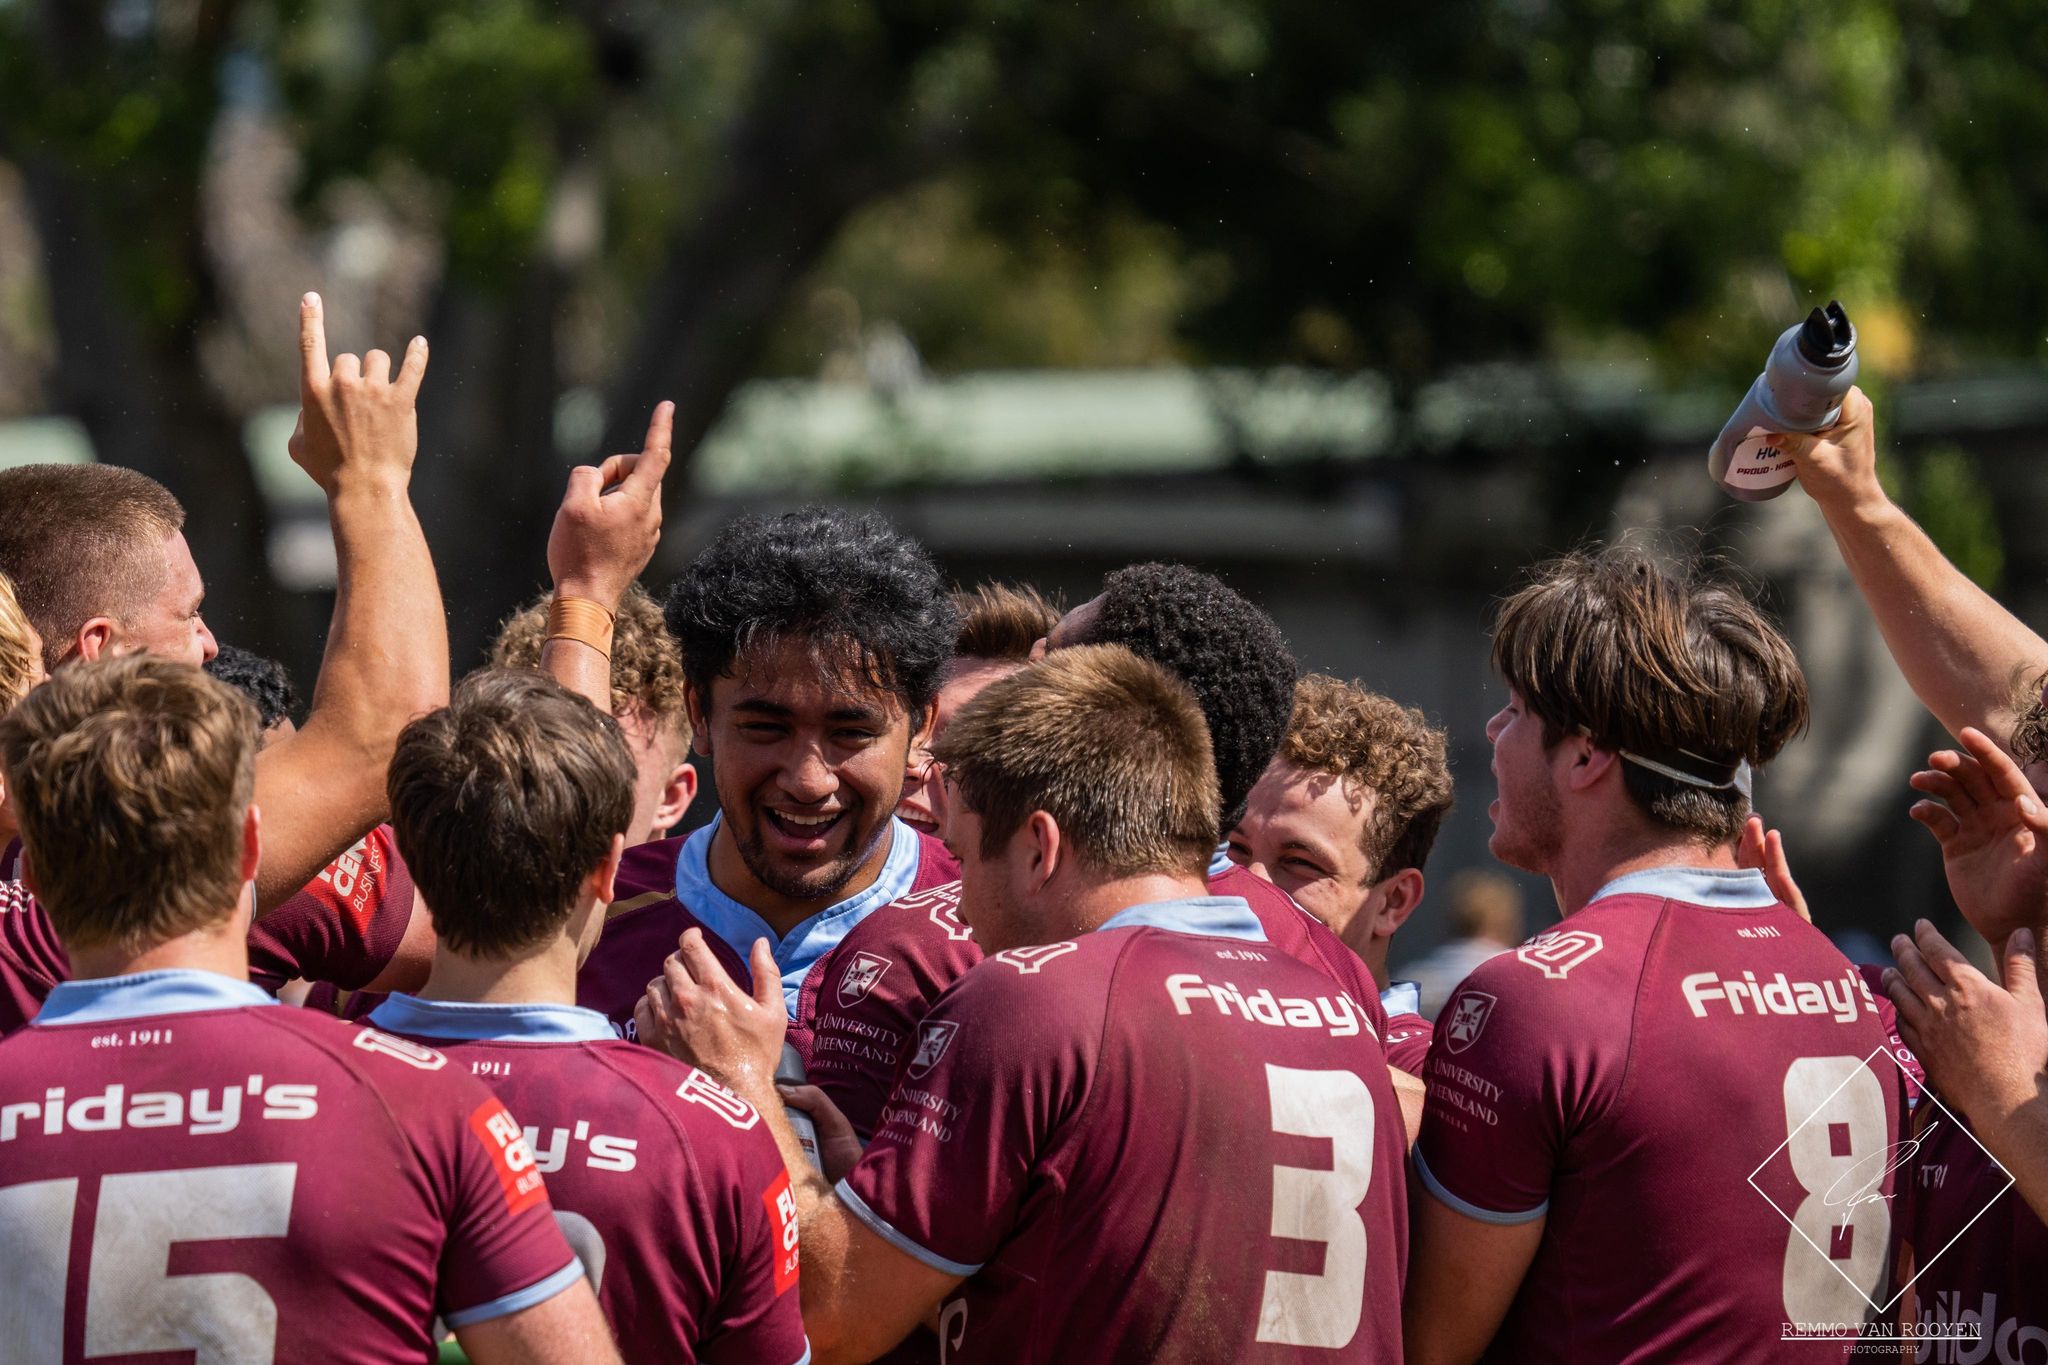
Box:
(1230, 674), (1455, 1073)
(641, 645), (1407, 1363)
(575, 507), (960, 1049)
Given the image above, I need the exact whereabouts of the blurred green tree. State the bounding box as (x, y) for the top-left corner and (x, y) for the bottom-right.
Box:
(1, 0), (2044, 657)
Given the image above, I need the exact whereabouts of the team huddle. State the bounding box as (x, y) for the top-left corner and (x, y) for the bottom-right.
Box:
(0, 293), (2042, 1364)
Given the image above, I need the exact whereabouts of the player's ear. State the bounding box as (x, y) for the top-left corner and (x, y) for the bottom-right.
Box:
(590, 832), (627, 905)
(1368, 868), (1425, 939)
(1024, 809), (1061, 891)
(240, 803), (262, 885)
(684, 681), (712, 759)
(1568, 742), (1619, 792)
(654, 761), (697, 836)
(74, 617), (117, 663)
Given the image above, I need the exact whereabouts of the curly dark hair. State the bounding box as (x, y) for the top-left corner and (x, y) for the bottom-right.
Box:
(667, 507), (958, 718)
(1074, 563), (1299, 831)
(205, 645), (300, 731)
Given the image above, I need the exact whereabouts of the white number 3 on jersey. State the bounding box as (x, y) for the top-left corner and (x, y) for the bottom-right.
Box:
(1256, 1063), (1374, 1348)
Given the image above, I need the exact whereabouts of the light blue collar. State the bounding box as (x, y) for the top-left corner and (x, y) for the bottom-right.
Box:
(1587, 866), (1778, 910)
(1098, 895), (1268, 942)
(367, 993), (619, 1043)
(1207, 843), (1234, 879)
(678, 813), (922, 1015)
(1382, 979), (1421, 1018)
(37, 969), (276, 1027)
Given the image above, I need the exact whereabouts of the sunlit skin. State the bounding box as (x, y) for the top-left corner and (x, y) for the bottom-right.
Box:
(1030, 594), (1103, 660)
(1228, 759), (1423, 989)
(688, 636), (913, 937)
(1485, 687), (1568, 878)
(71, 530), (219, 668)
(897, 658), (1023, 836)
(617, 705), (698, 845)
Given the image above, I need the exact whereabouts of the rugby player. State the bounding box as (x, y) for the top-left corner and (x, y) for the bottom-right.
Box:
(0, 297), (453, 1032)
(640, 645), (1408, 1363)
(367, 669), (807, 1364)
(1405, 545), (1900, 1363)
(0, 656), (617, 1362)
(1229, 672), (1454, 1074)
(574, 506), (960, 1042)
(1774, 386), (2048, 1345)
(0, 293), (446, 913)
(896, 581), (1061, 838)
(805, 561), (1395, 1145)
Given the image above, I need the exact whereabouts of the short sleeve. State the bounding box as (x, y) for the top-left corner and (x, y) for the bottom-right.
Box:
(1415, 970), (1574, 1223)
(698, 1123), (811, 1365)
(426, 1079), (583, 1326)
(0, 882), (69, 1034)
(839, 965), (1088, 1276)
(249, 826), (416, 993)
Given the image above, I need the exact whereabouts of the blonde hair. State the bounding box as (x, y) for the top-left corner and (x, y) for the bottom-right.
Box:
(0, 657), (258, 952)
(0, 572), (37, 708)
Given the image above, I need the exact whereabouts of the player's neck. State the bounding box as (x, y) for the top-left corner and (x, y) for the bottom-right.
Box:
(1066, 872), (1216, 936)
(417, 936), (580, 1008)
(1552, 835), (1740, 918)
(68, 920), (251, 983)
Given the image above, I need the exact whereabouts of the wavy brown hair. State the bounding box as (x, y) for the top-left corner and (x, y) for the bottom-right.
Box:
(1491, 544), (1809, 844)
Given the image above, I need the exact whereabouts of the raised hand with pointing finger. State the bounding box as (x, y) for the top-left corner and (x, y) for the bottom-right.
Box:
(288, 292), (428, 494)
(547, 401), (674, 613)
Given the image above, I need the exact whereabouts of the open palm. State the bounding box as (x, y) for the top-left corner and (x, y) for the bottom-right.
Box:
(1910, 727), (2048, 946)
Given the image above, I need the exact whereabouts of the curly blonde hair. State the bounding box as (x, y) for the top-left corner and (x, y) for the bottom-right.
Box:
(0, 573), (38, 709)
(491, 584), (690, 748)
(1280, 673), (1453, 876)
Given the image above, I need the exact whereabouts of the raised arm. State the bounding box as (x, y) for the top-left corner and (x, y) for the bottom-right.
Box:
(253, 293), (447, 911)
(539, 401), (672, 711)
(1783, 387), (2048, 755)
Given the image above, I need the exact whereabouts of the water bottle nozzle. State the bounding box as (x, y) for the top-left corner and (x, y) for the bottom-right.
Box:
(1796, 300), (1855, 365)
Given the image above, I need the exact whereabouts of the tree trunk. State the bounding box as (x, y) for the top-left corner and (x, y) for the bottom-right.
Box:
(411, 266), (567, 671)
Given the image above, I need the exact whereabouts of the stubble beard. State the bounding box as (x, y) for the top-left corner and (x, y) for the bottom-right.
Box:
(736, 806), (894, 904)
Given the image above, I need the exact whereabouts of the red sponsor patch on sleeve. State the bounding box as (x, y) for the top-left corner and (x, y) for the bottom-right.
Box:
(468, 1098), (548, 1217)
(762, 1169), (800, 1295)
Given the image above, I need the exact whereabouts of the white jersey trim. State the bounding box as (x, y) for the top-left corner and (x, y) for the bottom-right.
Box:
(442, 1256), (587, 1328)
(1412, 1146), (1549, 1226)
(835, 1178), (983, 1278)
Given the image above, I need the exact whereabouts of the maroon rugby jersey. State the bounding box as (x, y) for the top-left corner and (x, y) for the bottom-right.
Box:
(1380, 981), (1434, 1075)
(840, 896), (1406, 1362)
(369, 994), (809, 1364)
(0, 878), (67, 1035)
(1417, 867), (1901, 1362)
(1887, 1051), (2045, 1356)
(576, 815), (954, 1049)
(808, 853), (1393, 1143)
(248, 823), (417, 993)
(0, 970), (583, 1362)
